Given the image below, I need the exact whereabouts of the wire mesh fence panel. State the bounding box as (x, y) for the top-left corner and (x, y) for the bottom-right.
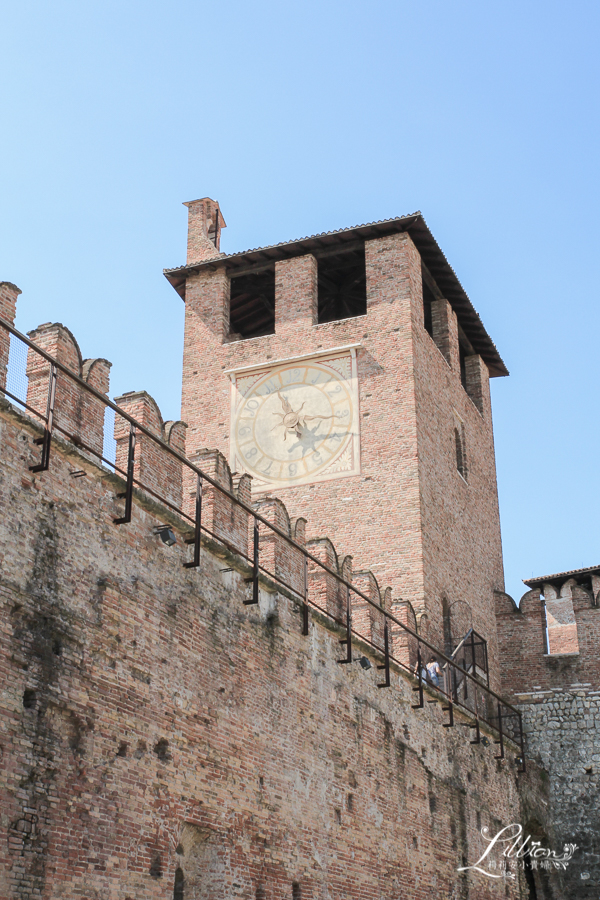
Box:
(4, 333), (31, 411)
(103, 406), (116, 470)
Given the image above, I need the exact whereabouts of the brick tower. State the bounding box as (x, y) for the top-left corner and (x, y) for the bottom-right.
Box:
(165, 199), (508, 685)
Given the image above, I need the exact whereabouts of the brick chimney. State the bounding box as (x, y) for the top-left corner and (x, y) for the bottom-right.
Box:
(183, 198), (226, 265)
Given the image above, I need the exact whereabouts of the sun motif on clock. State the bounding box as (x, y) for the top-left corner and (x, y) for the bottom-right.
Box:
(229, 350), (360, 490)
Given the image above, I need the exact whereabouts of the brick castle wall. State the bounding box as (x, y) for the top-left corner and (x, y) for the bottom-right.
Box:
(0, 374), (531, 900)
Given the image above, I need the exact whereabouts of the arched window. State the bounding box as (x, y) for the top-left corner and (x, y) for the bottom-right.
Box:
(173, 866), (184, 900)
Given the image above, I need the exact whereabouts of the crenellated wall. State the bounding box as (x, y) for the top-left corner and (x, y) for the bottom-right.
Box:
(0, 366), (531, 900)
(114, 390), (187, 510)
(26, 322), (111, 459)
(496, 581), (600, 698)
(0, 295), (544, 900)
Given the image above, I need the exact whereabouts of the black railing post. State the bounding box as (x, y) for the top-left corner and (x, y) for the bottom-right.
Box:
(470, 685), (481, 744)
(518, 712), (526, 772)
(494, 701), (505, 760)
(114, 424), (136, 524)
(377, 621), (391, 688)
(184, 475), (203, 568)
(30, 364), (57, 473)
(244, 518), (260, 605)
(412, 644), (424, 708)
(338, 585), (353, 664)
(302, 555), (309, 635)
(442, 663), (454, 727)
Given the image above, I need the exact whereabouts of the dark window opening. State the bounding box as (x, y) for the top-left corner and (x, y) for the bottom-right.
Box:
(442, 598), (452, 657)
(292, 883), (302, 900)
(256, 886), (266, 900)
(173, 867), (185, 900)
(230, 268), (275, 339)
(422, 278), (435, 338)
(153, 738), (171, 762)
(455, 425), (467, 481)
(317, 247), (366, 323)
(23, 689), (37, 709)
(459, 342), (468, 392)
(149, 852), (163, 878)
(458, 326), (475, 395)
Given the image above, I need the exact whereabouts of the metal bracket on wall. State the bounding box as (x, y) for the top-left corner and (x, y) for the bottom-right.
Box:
(494, 701), (505, 759)
(442, 701), (454, 728)
(302, 556), (309, 635)
(412, 646), (424, 708)
(243, 518), (260, 605)
(338, 585), (353, 664)
(377, 621), (391, 688)
(114, 424), (136, 524)
(30, 364), (57, 473)
(184, 475), (203, 568)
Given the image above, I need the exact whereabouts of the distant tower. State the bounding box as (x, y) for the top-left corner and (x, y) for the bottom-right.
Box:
(165, 201), (508, 687)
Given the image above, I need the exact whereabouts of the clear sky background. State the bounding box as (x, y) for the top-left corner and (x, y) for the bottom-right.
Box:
(1, 1), (598, 603)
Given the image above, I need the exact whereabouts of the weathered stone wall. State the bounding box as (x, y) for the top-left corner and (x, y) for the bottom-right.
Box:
(517, 687), (600, 898)
(0, 396), (532, 900)
(497, 585), (600, 897)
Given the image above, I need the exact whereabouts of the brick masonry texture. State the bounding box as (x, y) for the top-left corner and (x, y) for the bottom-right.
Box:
(180, 231), (505, 691)
(0, 397), (530, 899)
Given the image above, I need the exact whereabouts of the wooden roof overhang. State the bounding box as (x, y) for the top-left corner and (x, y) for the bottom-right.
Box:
(524, 564), (600, 591)
(164, 213), (508, 377)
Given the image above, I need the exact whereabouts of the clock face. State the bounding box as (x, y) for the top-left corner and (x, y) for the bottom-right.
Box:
(230, 351), (360, 491)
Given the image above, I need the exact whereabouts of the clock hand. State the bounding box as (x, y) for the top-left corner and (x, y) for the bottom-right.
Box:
(277, 391), (293, 414)
(302, 414), (338, 421)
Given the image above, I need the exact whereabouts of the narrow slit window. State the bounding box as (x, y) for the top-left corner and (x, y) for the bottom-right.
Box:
(173, 867), (184, 900)
(230, 268), (275, 339)
(317, 246), (366, 323)
(459, 342), (468, 392)
(422, 279), (435, 338)
(454, 421), (468, 481)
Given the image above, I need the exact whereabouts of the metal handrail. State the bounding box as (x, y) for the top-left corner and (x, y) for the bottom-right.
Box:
(0, 314), (525, 766)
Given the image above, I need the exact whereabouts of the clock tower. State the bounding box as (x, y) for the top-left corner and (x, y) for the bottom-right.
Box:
(165, 198), (508, 688)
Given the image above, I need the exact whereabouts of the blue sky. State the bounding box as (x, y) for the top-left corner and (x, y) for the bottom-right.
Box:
(1, 0), (598, 602)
